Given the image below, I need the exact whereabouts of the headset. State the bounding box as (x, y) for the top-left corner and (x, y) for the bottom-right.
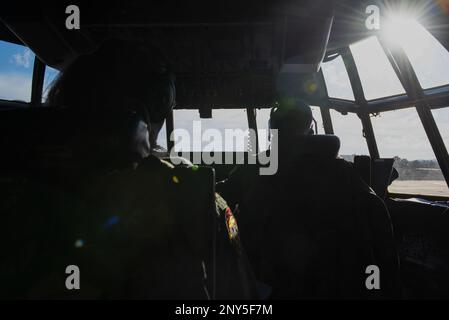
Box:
(267, 101), (316, 142)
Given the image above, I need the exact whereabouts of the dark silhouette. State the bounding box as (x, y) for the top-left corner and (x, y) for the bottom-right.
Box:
(227, 100), (402, 299)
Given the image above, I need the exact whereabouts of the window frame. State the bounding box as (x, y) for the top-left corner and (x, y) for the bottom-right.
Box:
(322, 37), (449, 197)
(321, 54), (356, 102)
(148, 28), (449, 195)
(31, 57), (45, 105)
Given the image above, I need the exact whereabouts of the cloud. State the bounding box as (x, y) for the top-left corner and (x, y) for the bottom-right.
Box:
(10, 48), (33, 69)
(0, 72), (32, 102)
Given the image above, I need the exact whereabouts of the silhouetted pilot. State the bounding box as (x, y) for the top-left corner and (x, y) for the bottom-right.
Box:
(218, 99), (313, 212)
(270, 99), (314, 137)
(229, 100), (402, 299)
(1, 40), (252, 299)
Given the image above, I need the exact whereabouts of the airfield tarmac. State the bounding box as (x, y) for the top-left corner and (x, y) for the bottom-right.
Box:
(389, 180), (449, 197)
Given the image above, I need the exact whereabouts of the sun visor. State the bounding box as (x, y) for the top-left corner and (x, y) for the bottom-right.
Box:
(276, 3), (333, 105)
(280, 3), (334, 74)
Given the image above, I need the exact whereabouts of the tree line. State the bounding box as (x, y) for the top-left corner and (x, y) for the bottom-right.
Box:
(341, 155), (444, 181)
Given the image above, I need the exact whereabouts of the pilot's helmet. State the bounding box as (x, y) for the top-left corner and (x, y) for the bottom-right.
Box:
(269, 99), (313, 135)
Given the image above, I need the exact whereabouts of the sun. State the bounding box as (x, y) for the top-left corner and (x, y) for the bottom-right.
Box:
(381, 12), (422, 49)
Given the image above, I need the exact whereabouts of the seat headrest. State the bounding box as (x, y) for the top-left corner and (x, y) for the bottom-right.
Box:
(295, 134), (340, 158)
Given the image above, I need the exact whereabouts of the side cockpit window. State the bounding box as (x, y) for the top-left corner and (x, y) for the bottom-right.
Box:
(42, 65), (60, 103)
(0, 40), (35, 103)
(321, 56), (355, 101)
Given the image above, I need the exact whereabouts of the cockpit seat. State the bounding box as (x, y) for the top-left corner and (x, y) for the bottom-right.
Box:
(294, 134), (341, 158)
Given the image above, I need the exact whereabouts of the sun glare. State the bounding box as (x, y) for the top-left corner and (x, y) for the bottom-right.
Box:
(382, 13), (422, 50)
(380, 10), (449, 89)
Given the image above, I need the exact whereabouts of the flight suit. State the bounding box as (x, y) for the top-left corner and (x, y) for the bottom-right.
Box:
(0, 154), (257, 299)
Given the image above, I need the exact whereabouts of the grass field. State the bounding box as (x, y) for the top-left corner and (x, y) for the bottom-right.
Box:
(389, 180), (449, 197)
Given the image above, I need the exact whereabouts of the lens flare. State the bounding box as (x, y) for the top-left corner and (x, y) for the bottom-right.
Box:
(103, 215), (120, 229)
(437, 0), (449, 15)
(74, 239), (84, 248)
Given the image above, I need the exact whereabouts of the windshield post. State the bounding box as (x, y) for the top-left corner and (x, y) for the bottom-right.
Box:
(340, 47), (380, 159)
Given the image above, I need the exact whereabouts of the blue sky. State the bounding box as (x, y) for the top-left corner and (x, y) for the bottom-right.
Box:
(0, 40), (34, 102)
(1, 19), (449, 160)
(0, 40), (58, 102)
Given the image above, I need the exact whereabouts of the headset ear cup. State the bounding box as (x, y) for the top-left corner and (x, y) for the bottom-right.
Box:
(147, 73), (175, 123)
(167, 75), (176, 112)
(140, 104), (152, 126)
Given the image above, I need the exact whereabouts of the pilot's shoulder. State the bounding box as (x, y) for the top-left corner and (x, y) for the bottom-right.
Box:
(138, 154), (177, 171)
(337, 158), (374, 194)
